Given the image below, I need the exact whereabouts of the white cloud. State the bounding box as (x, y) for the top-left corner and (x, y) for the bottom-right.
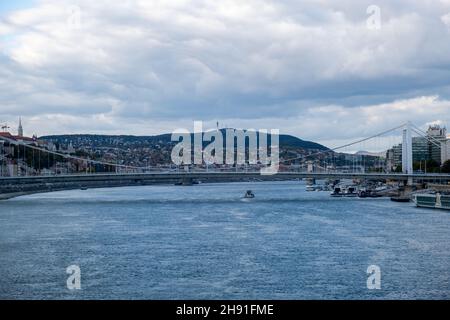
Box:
(442, 12), (450, 27)
(1, 0), (450, 146)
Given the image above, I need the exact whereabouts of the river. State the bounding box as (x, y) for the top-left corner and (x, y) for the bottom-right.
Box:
(0, 181), (449, 299)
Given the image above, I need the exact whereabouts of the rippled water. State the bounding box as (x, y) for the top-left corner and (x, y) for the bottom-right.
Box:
(0, 181), (449, 300)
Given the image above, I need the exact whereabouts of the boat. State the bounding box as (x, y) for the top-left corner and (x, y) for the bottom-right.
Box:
(331, 187), (343, 197)
(390, 196), (411, 203)
(414, 193), (450, 210)
(244, 190), (255, 199)
(331, 185), (359, 197)
(344, 186), (359, 197)
(359, 189), (383, 198)
(306, 185), (324, 192)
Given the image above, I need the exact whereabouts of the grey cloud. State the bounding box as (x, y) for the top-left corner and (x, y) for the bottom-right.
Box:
(1, 0), (450, 142)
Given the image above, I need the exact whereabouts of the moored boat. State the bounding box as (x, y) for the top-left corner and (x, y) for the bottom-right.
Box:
(306, 185), (324, 192)
(390, 196), (411, 203)
(331, 187), (343, 197)
(331, 186), (358, 197)
(414, 193), (450, 210)
(345, 186), (358, 197)
(359, 189), (383, 198)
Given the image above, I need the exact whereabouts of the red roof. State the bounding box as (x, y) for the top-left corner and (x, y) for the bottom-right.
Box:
(0, 132), (16, 140)
(0, 133), (37, 143)
(13, 135), (35, 141)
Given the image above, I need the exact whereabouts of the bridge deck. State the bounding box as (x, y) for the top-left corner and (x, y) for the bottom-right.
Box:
(1, 171), (450, 182)
(1, 172), (449, 200)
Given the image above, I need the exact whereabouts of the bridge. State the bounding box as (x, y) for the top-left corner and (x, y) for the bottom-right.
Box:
(1, 121), (450, 199)
(1, 171), (450, 200)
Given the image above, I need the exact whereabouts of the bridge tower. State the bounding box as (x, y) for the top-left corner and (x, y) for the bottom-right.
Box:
(402, 121), (413, 184)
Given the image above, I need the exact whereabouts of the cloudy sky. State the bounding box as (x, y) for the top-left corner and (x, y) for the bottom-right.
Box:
(1, 0), (450, 148)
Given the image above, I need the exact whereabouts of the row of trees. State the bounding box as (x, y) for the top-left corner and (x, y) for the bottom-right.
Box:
(443, 160), (450, 173)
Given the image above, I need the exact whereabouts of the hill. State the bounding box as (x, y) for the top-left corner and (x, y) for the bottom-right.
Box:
(40, 129), (328, 151)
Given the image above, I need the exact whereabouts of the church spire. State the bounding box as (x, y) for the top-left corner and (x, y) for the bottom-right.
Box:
(18, 117), (23, 137)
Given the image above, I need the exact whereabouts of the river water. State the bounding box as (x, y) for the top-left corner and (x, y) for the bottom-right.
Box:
(0, 181), (449, 300)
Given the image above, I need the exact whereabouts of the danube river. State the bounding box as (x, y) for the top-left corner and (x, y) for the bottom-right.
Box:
(0, 181), (449, 300)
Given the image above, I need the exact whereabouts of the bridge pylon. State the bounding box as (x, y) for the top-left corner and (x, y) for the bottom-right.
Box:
(402, 121), (414, 185)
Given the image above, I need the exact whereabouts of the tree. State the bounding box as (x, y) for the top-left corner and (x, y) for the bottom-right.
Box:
(442, 160), (450, 173)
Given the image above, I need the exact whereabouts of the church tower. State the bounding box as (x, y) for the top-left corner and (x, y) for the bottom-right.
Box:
(18, 117), (23, 137)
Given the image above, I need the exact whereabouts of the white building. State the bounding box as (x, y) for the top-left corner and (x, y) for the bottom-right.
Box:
(441, 139), (450, 164)
(427, 125), (447, 138)
(427, 125), (447, 163)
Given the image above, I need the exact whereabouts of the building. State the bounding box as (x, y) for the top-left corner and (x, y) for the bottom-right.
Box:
(0, 132), (15, 177)
(67, 142), (75, 154)
(427, 125), (447, 163)
(0, 139), (6, 176)
(412, 137), (429, 162)
(392, 144), (402, 165)
(390, 125), (448, 169)
(0, 131), (16, 141)
(390, 137), (429, 168)
(385, 148), (395, 171)
(1, 119), (41, 177)
(442, 139), (450, 164)
(427, 125), (447, 138)
(0, 118), (38, 146)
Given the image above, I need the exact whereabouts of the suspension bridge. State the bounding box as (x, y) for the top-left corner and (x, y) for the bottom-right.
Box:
(1, 122), (450, 199)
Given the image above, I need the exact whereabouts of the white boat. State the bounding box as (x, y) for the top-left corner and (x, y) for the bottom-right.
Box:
(244, 190), (255, 199)
(306, 185), (324, 192)
(331, 185), (359, 197)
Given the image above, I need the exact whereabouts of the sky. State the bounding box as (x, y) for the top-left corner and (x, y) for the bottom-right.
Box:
(0, 0), (35, 13)
(1, 0), (450, 148)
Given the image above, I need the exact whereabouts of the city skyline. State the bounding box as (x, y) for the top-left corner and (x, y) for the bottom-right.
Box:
(2, 116), (449, 155)
(1, 1), (450, 148)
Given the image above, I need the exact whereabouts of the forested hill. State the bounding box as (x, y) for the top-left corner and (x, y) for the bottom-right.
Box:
(40, 129), (328, 151)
